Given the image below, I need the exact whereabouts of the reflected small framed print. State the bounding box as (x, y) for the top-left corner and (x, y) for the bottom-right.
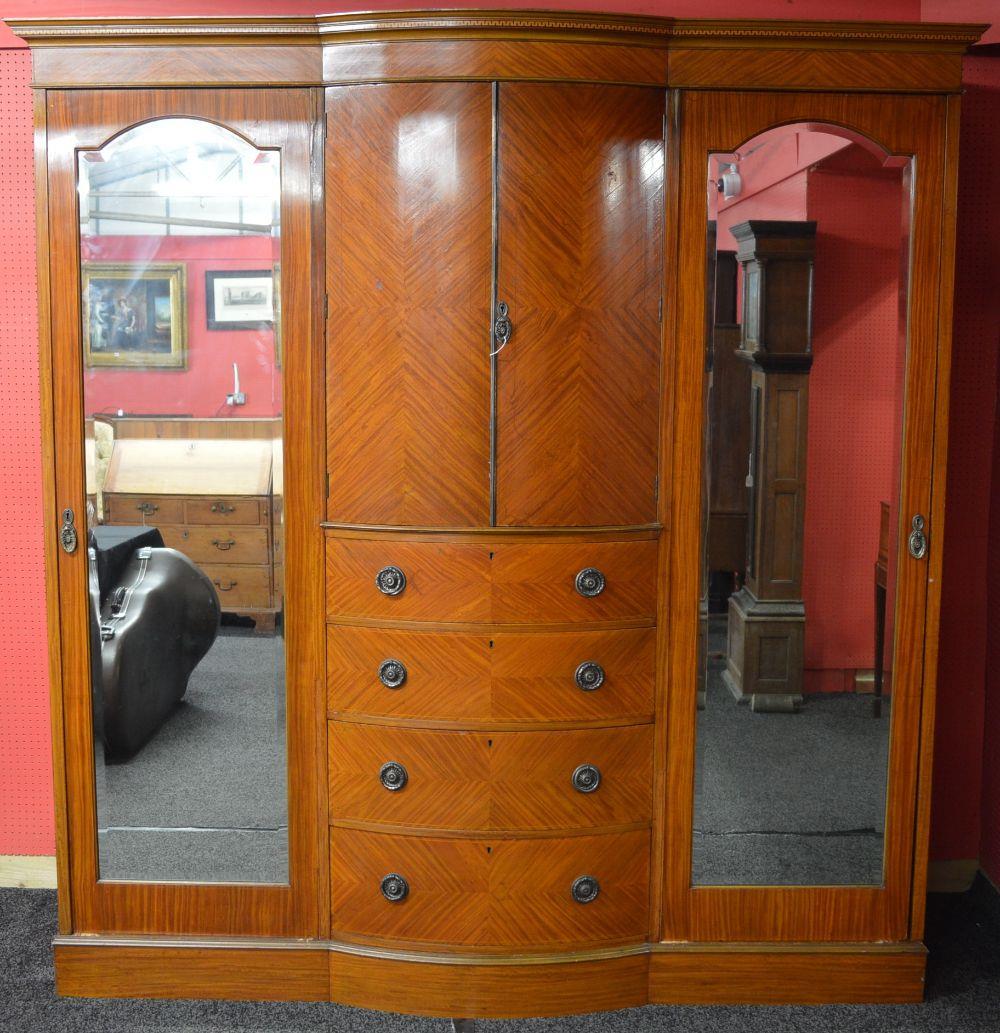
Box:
(206, 269), (274, 331)
(83, 263), (187, 369)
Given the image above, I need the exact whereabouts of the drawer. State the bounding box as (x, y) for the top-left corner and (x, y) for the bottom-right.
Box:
(490, 540), (658, 623)
(328, 626), (655, 724)
(185, 497), (263, 525)
(330, 827), (650, 948)
(326, 538), (491, 622)
(158, 525), (270, 565)
(105, 494), (184, 525)
(329, 724), (652, 832)
(326, 536), (658, 625)
(202, 564), (272, 610)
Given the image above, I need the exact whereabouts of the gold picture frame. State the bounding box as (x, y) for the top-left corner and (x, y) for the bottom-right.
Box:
(82, 262), (187, 368)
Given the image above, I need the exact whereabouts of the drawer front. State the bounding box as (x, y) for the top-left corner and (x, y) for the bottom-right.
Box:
(329, 724), (652, 832)
(330, 827), (650, 948)
(159, 525), (269, 566)
(105, 494), (184, 525)
(328, 627), (655, 725)
(326, 538), (492, 622)
(329, 626), (491, 723)
(326, 536), (658, 625)
(185, 497), (263, 525)
(202, 564), (272, 610)
(491, 540), (659, 623)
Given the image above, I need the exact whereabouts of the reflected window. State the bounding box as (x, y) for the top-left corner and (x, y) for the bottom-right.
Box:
(80, 118), (287, 884)
(695, 125), (911, 886)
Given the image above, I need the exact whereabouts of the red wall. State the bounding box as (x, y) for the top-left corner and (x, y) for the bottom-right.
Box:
(82, 235), (281, 419)
(0, 2), (996, 876)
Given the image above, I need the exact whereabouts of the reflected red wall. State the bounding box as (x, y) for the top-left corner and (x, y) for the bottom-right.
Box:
(82, 236), (282, 419)
(715, 137), (903, 695)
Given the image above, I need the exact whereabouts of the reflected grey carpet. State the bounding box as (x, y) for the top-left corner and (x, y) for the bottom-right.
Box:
(693, 616), (888, 885)
(98, 629), (288, 883)
(2, 879), (999, 1031)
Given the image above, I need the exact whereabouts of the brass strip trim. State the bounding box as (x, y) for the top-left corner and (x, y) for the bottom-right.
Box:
(53, 933), (926, 964)
(329, 819), (652, 839)
(325, 617), (657, 633)
(321, 522), (662, 537)
(328, 713), (655, 731)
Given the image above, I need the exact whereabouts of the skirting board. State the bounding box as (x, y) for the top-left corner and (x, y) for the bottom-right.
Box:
(0, 855), (57, 889)
(53, 937), (928, 1012)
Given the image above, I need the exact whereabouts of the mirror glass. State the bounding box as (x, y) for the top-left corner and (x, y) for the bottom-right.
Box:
(694, 124), (911, 885)
(79, 118), (287, 883)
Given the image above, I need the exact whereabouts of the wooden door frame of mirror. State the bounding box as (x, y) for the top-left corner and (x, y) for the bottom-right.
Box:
(39, 87), (328, 938)
(660, 89), (959, 945)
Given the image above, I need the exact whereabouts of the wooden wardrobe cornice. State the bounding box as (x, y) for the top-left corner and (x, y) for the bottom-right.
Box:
(7, 11), (986, 92)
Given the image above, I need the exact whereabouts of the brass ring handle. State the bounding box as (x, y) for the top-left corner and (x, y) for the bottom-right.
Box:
(375, 565), (407, 596)
(211, 502), (237, 514)
(575, 567), (606, 597)
(571, 875), (600, 904)
(572, 764), (602, 794)
(575, 662), (605, 691)
(135, 501), (158, 515)
(213, 579), (237, 592)
(211, 538), (236, 551)
(379, 761), (408, 792)
(380, 873), (409, 902)
(378, 659), (408, 689)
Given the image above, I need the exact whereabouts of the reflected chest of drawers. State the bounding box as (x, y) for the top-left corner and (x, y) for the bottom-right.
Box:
(102, 438), (278, 628)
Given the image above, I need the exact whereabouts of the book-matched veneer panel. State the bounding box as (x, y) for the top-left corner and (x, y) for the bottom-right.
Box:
(328, 625), (656, 725)
(330, 827), (650, 948)
(325, 534), (659, 625)
(329, 723), (652, 832)
(495, 83), (664, 527)
(326, 81), (492, 527)
(326, 537), (492, 623)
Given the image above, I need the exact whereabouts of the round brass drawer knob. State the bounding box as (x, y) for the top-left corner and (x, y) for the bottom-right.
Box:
(572, 764), (602, 793)
(375, 565), (407, 596)
(379, 761), (408, 792)
(380, 873), (409, 902)
(571, 875), (600, 904)
(575, 661), (605, 691)
(378, 659), (408, 689)
(575, 567), (605, 597)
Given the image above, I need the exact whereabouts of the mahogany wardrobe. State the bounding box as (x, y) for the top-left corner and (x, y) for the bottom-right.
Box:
(13, 9), (984, 1020)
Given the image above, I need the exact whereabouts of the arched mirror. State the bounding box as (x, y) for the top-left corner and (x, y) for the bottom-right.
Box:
(694, 123), (912, 886)
(78, 118), (287, 884)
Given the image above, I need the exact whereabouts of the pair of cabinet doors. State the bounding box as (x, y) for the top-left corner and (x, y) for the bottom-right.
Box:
(325, 83), (665, 529)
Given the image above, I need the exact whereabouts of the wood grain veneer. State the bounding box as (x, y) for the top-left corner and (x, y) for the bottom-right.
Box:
(326, 535), (659, 624)
(10, 15), (982, 92)
(328, 625), (656, 726)
(495, 83), (664, 527)
(326, 82), (492, 527)
(328, 723), (652, 832)
(330, 827), (650, 948)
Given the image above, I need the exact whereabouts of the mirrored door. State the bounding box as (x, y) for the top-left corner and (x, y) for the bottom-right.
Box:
(664, 90), (952, 943)
(48, 88), (323, 936)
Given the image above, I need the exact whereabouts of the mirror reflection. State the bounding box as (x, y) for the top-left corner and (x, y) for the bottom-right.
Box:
(694, 125), (910, 885)
(80, 119), (287, 883)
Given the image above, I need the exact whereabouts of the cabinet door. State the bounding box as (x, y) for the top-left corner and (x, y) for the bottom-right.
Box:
(326, 83), (493, 527)
(495, 84), (665, 527)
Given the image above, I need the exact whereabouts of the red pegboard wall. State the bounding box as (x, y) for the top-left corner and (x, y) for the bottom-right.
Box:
(0, 48), (54, 856)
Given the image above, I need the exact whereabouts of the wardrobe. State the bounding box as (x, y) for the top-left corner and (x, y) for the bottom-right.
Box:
(14, 9), (982, 1019)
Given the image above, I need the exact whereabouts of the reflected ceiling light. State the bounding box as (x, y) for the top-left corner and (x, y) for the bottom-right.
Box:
(716, 161), (742, 201)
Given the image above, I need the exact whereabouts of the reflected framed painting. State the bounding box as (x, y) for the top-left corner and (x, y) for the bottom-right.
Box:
(206, 268), (274, 331)
(82, 262), (187, 369)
